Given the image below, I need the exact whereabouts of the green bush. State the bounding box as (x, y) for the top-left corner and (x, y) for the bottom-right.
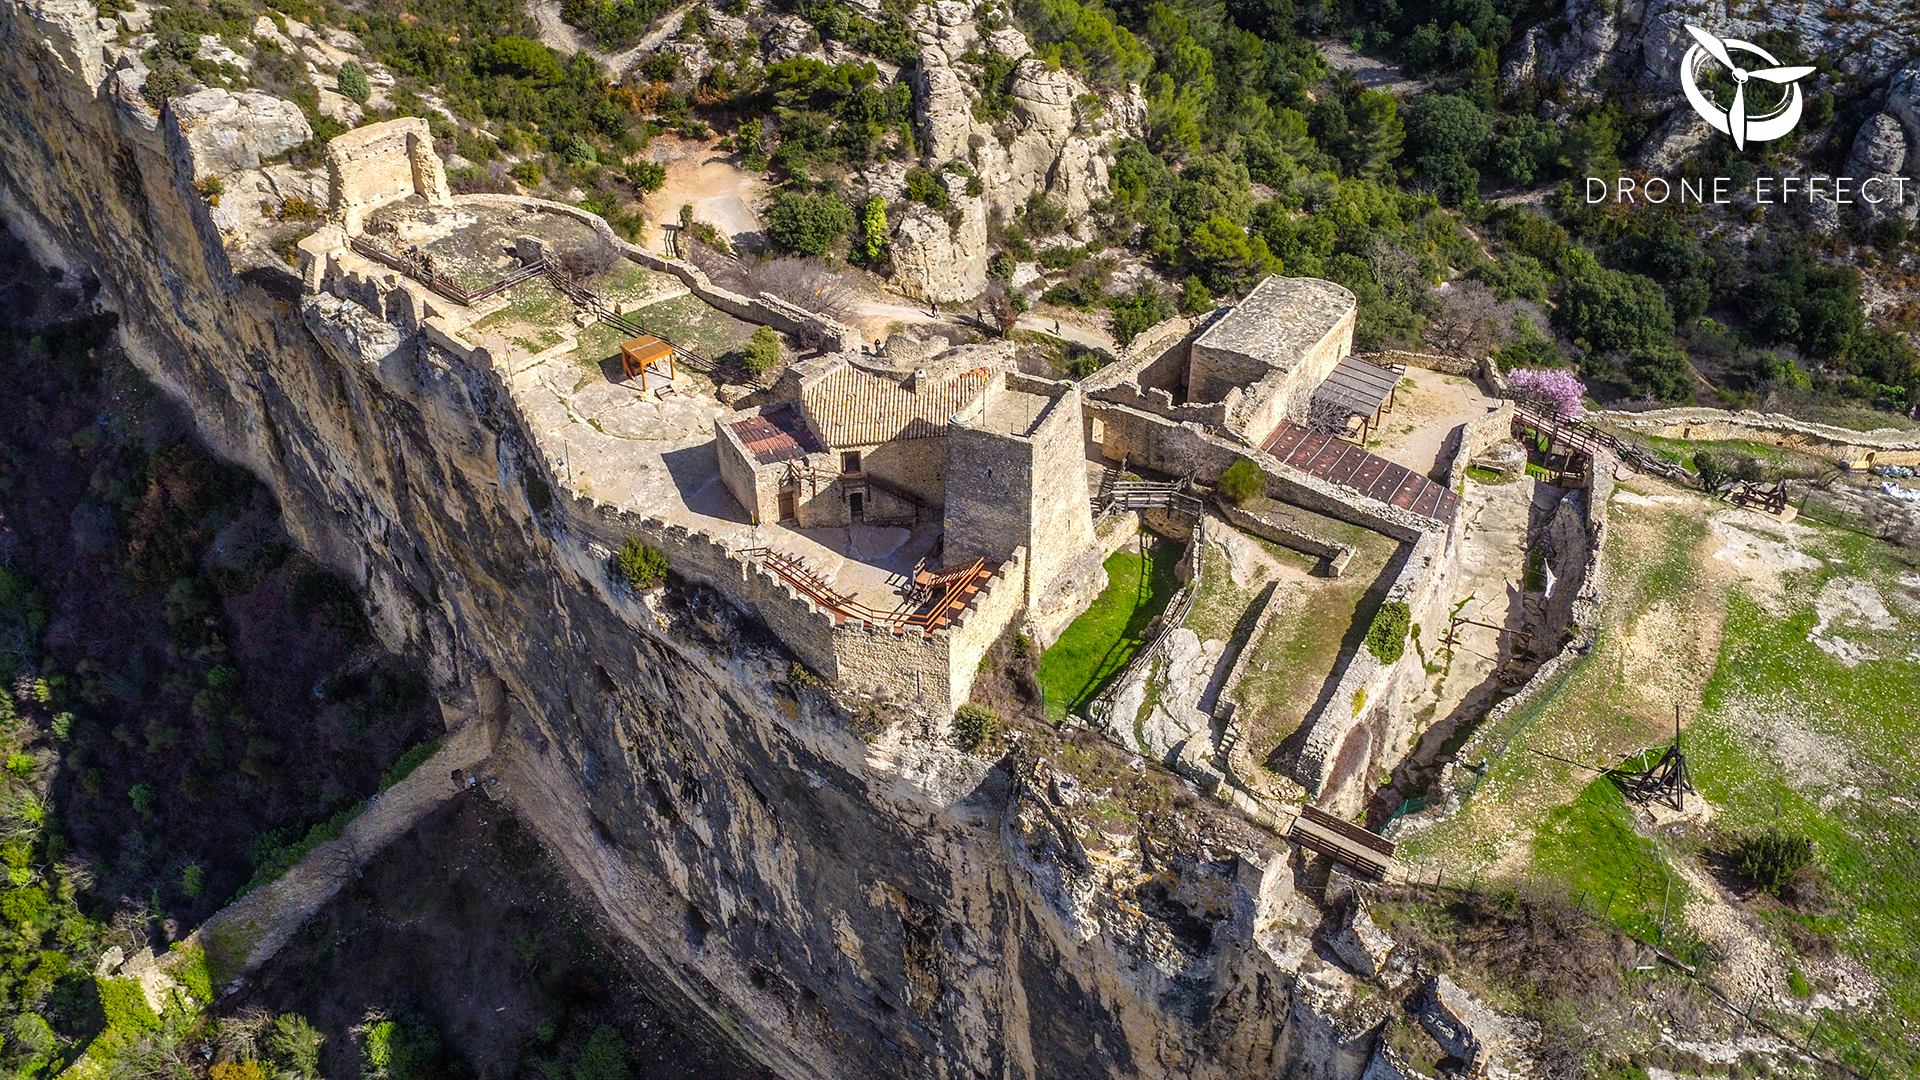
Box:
(336, 61), (371, 103)
(613, 538), (668, 590)
(953, 704), (1000, 751)
(766, 191), (854, 257)
(743, 327), (782, 375)
(1734, 827), (1813, 895)
(1364, 601), (1412, 664)
(1214, 458), (1263, 506)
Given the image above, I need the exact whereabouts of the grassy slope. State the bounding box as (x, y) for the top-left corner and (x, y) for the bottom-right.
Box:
(1036, 538), (1181, 722)
(1398, 482), (1920, 1072)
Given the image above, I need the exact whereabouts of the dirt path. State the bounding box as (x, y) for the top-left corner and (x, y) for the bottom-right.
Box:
(1367, 366), (1498, 480)
(1315, 38), (1427, 95)
(638, 136), (768, 249)
(526, 0), (692, 78)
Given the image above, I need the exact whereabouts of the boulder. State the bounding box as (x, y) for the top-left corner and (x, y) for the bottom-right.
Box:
(317, 88), (362, 127)
(165, 88), (312, 178)
(985, 25), (1030, 59)
(1844, 113), (1917, 230)
(891, 194), (988, 303)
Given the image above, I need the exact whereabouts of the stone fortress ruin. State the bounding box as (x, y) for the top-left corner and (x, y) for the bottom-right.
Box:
(295, 117), (1608, 861)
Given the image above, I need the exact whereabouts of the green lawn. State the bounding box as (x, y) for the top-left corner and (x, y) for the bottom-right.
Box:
(1036, 538), (1182, 722)
(1532, 777), (1694, 951)
(625, 293), (760, 360)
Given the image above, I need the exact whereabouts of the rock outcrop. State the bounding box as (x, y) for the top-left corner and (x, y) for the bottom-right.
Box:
(1509, 0), (1920, 96)
(1844, 113), (1918, 231)
(165, 87), (312, 176)
(0, 3), (1440, 1077)
(895, 3), (1139, 300)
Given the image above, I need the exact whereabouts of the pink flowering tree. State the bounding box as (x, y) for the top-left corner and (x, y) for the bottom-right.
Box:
(1505, 367), (1587, 420)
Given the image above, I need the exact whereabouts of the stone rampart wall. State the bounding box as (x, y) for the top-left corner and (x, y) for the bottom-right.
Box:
(1592, 406), (1920, 467)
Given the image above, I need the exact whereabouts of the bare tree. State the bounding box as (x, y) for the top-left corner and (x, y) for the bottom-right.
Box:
(741, 256), (860, 323)
(549, 233), (620, 285)
(1363, 236), (1426, 307)
(1423, 279), (1508, 357)
(982, 282), (1016, 336)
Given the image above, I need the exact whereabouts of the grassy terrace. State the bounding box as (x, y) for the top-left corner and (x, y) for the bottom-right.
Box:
(1226, 517), (1401, 764)
(1036, 537), (1181, 723)
(1389, 479), (1920, 1074)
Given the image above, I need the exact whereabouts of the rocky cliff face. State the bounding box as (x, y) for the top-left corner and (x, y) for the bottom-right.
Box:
(0, 4), (1395, 1077)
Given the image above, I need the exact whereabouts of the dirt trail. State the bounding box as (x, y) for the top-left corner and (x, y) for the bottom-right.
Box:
(526, 0), (692, 78)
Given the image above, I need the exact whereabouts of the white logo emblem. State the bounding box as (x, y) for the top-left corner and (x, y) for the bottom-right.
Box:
(1679, 24), (1816, 150)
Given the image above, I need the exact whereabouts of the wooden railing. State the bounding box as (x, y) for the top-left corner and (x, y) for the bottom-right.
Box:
(1509, 402), (1694, 483)
(347, 235), (547, 306)
(738, 547), (994, 632)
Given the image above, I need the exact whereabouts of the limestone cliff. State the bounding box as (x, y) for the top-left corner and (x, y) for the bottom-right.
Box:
(0, 4), (1402, 1078)
(1507, 0), (1920, 221)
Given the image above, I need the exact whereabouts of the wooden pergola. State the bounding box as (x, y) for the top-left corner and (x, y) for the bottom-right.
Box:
(620, 335), (676, 384)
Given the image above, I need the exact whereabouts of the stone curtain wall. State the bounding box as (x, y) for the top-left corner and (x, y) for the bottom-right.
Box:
(1358, 349), (1479, 378)
(1593, 406), (1920, 468)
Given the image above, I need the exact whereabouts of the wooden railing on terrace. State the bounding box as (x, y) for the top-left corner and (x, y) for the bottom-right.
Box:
(347, 235), (547, 306)
(738, 547), (996, 633)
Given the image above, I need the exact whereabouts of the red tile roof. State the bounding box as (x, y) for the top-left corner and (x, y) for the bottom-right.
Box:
(800, 363), (991, 447)
(1261, 421), (1459, 525)
(730, 403), (823, 465)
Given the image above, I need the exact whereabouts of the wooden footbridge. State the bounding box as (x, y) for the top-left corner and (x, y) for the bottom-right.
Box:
(1288, 804), (1397, 882)
(1509, 404), (1693, 483)
(1092, 461), (1204, 517)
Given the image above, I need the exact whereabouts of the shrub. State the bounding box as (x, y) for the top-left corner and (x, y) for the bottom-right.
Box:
(735, 326), (782, 376)
(1364, 601), (1412, 664)
(612, 538), (668, 590)
(574, 1026), (633, 1080)
(336, 61), (371, 103)
(1734, 827), (1813, 895)
(624, 159), (666, 193)
(953, 703), (999, 751)
(1215, 458), (1263, 506)
(267, 1014), (324, 1079)
(766, 191), (853, 257)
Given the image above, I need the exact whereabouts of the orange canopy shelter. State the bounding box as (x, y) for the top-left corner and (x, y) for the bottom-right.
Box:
(620, 335), (676, 384)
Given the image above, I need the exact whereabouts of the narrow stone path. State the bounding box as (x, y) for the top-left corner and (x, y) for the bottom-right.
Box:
(193, 719), (500, 985)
